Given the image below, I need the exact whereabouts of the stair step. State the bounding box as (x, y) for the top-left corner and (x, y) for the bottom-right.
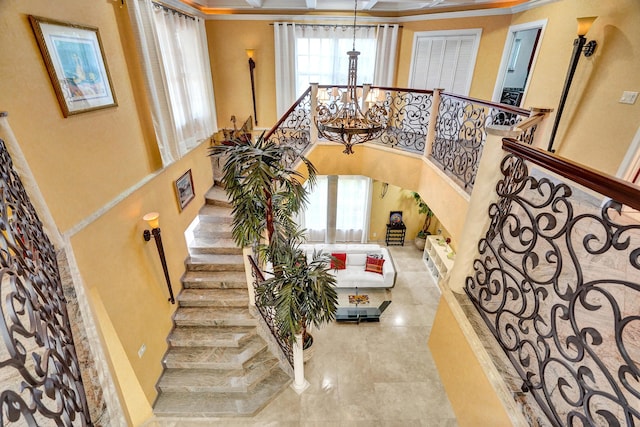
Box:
(157, 352), (279, 393)
(177, 288), (249, 308)
(198, 205), (234, 223)
(164, 336), (267, 369)
(204, 186), (232, 208)
(168, 326), (257, 348)
(189, 237), (242, 255)
(192, 222), (233, 239)
(181, 271), (247, 289)
(173, 307), (256, 327)
(186, 254), (245, 272)
(153, 369), (291, 417)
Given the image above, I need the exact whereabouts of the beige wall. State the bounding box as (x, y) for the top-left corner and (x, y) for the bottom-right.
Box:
(0, 0), (213, 422)
(369, 180), (425, 245)
(511, 0), (640, 174)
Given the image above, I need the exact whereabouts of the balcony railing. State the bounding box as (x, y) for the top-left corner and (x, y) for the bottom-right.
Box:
(264, 84), (542, 192)
(465, 139), (640, 426)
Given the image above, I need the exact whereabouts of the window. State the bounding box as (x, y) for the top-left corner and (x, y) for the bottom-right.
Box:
(128, 0), (217, 166)
(408, 29), (482, 95)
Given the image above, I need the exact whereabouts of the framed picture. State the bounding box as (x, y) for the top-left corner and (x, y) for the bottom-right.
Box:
(389, 211), (403, 226)
(29, 15), (117, 117)
(175, 170), (195, 211)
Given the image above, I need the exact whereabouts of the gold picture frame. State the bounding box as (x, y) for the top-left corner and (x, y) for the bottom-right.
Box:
(175, 170), (195, 211)
(29, 15), (117, 117)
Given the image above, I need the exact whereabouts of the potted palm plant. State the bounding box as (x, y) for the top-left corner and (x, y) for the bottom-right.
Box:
(411, 192), (433, 250)
(209, 134), (337, 356)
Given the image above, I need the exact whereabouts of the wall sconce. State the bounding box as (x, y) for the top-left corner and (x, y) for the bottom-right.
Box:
(246, 49), (257, 126)
(547, 16), (598, 152)
(143, 212), (175, 304)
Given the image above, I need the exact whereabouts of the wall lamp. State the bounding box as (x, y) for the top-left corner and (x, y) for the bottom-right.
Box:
(246, 49), (258, 126)
(547, 16), (598, 152)
(143, 212), (175, 304)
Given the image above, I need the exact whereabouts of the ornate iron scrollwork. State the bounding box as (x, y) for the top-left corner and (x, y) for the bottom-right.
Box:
(269, 92), (312, 167)
(466, 153), (640, 426)
(0, 138), (92, 426)
(374, 90), (432, 153)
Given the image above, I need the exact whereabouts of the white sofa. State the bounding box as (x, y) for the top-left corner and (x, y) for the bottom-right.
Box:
(301, 244), (396, 288)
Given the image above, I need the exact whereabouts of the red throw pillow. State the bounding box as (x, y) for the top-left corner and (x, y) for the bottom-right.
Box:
(331, 253), (347, 270)
(365, 256), (385, 275)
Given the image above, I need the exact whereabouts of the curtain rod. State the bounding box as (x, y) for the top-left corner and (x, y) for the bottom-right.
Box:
(270, 23), (402, 28)
(152, 1), (197, 20)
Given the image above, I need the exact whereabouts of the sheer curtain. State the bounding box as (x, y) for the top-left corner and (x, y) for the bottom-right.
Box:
(128, 0), (217, 166)
(335, 176), (371, 243)
(299, 176), (328, 242)
(374, 24), (400, 86)
(274, 23), (297, 117)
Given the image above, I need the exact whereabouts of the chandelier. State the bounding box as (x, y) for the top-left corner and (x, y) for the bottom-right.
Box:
(315, 0), (387, 155)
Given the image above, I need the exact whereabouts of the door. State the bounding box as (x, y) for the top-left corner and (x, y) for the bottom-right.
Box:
(493, 20), (546, 107)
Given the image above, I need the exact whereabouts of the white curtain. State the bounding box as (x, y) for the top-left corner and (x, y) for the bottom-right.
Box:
(128, 0), (217, 166)
(274, 22), (297, 118)
(299, 176), (328, 242)
(335, 176), (371, 243)
(374, 24), (399, 86)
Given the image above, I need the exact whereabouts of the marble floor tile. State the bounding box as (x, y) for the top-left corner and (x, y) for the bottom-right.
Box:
(143, 246), (458, 427)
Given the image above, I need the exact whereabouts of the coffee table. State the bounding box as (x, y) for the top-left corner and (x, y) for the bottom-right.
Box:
(335, 287), (391, 323)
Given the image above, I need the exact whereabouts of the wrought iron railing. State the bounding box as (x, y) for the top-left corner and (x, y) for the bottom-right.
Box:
(465, 138), (640, 426)
(0, 137), (92, 425)
(431, 93), (531, 191)
(247, 255), (294, 367)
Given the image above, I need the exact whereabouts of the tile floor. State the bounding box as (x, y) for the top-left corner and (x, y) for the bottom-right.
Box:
(143, 245), (458, 426)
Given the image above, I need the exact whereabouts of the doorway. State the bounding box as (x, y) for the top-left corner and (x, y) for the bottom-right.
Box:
(493, 20), (546, 107)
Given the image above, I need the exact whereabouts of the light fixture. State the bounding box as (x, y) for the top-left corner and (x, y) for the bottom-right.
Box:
(547, 16), (598, 152)
(143, 212), (175, 304)
(246, 49), (258, 126)
(315, 0), (387, 155)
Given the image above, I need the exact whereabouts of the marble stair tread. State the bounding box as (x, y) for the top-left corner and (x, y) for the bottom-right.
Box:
(204, 186), (232, 207)
(186, 254), (245, 272)
(192, 220), (232, 236)
(181, 271), (247, 289)
(152, 369), (291, 417)
(177, 288), (249, 308)
(197, 205), (234, 223)
(163, 336), (267, 369)
(168, 326), (256, 348)
(157, 352), (279, 393)
(173, 307), (256, 327)
(189, 237), (242, 255)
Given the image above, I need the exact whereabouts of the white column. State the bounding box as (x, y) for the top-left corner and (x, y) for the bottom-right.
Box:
(446, 125), (522, 293)
(290, 333), (309, 394)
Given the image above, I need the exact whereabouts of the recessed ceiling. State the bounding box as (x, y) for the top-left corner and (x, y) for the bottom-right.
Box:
(180, 0), (543, 15)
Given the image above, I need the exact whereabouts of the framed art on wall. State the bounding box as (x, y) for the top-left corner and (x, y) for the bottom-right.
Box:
(29, 15), (117, 117)
(175, 170), (195, 211)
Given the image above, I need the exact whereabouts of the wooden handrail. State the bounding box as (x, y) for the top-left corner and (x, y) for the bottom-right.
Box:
(442, 92), (530, 116)
(264, 86), (312, 141)
(503, 138), (640, 211)
(513, 113), (545, 132)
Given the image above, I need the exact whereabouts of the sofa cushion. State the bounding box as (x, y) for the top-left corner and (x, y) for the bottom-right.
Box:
(365, 256), (385, 275)
(331, 252), (347, 270)
(347, 253), (367, 266)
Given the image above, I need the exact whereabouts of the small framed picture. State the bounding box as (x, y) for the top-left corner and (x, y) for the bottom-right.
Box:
(29, 15), (117, 117)
(175, 170), (195, 211)
(389, 211), (403, 226)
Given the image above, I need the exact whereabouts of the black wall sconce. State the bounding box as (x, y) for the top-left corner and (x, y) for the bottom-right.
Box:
(547, 16), (598, 152)
(143, 212), (175, 304)
(246, 49), (258, 126)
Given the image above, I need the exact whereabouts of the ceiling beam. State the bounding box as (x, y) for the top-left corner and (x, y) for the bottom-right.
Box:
(305, 0), (317, 9)
(245, 0), (263, 7)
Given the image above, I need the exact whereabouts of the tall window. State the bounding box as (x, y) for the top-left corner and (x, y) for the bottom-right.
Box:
(301, 176), (328, 242)
(128, 0), (217, 166)
(295, 25), (376, 97)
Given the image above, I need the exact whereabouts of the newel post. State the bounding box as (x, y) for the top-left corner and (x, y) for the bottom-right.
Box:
(527, 107), (554, 150)
(446, 125), (523, 293)
(424, 88), (443, 158)
(291, 333), (309, 394)
(310, 83), (319, 144)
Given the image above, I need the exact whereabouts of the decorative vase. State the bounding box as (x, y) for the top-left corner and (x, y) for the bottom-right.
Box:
(415, 236), (426, 251)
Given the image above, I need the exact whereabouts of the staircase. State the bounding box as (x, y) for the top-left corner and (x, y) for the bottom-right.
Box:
(153, 186), (291, 417)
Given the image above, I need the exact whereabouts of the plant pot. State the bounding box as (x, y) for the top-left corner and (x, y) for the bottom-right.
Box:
(415, 236), (426, 250)
(303, 333), (314, 363)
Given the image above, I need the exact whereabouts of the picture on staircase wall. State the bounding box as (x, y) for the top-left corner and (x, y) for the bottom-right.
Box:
(175, 169), (195, 211)
(29, 15), (117, 117)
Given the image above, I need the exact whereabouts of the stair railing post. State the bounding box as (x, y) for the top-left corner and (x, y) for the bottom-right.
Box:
(310, 83), (319, 144)
(291, 333), (309, 394)
(424, 88), (443, 158)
